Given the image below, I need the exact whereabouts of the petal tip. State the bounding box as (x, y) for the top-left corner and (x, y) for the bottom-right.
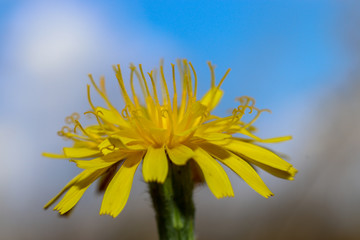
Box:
(144, 177), (166, 184)
(266, 192), (274, 198)
(289, 166), (298, 177)
(100, 210), (118, 218)
(215, 191), (235, 199)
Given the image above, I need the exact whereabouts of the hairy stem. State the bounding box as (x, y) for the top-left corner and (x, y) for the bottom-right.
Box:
(149, 162), (195, 240)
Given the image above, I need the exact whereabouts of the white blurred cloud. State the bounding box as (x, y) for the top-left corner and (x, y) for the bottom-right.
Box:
(6, 2), (99, 78)
(0, 122), (36, 201)
(0, 1), (181, 236)
(1, 1), (181, 113)
(0, 0), (180, 208)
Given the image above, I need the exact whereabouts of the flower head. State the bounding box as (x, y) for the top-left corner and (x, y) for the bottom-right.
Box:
(44, 60), (297, 218)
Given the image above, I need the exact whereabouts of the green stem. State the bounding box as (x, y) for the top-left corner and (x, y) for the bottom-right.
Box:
(149, 162), (195, 240)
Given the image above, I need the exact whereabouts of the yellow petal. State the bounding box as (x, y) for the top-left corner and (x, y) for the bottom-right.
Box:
(196, 132), (232, 141)
(199, 142), (273, 198)
(72, 140), (98, 149)
(166, 144), (194, 165)
(218, 139), (294, 172)
(42, 152), (67, 158)
(96, 107), (128, 126)
(54, 185), (90, 214)
(237, 128), (292, 143)
(86, 125), (106, 135)
(245, 158), (297, 180)
(200, 88), (223, 111)
(257, 136), (292, 143)
(44, 171), (85, 209)
(177, 101), (208, 129)
(100, 151), (143, 217)
(71, 155), (124, 169)
(98, 139), (119, 155)
(47, 168), (106, 214)
(111, 135), (147, 150)
(63, 147), (101, 158)
(135, 116), (168, 143)
(189, 101), (208, 118)
(142, 146), (168, 183)
(192, 147), (234, 198)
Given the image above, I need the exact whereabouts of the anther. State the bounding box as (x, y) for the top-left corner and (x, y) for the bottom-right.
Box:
(84, 111), (103, 126)
(131, 109), (142, 118)
(121, 108), (129, 119)
(72, 113), (80, 120)
(61, 126), (71, 133)
(161, 109), (169, 118)
(65, 116), (73, 124)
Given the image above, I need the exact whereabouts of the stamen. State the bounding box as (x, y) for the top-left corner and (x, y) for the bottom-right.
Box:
(178, 86), (188, 123)
(171, 63), (178, 119)
(113, 64), (133, 107)
(189, 62), (197, 98)
(171, 63), (177, 95)
(236, 96), (256, 114)
(177, 60), (188, 122)
(121, 107), (129, 119)
(160, 107), (175, 144)
(59, 126), (71, 135)
(217, 68), (231, 89)
(238, 105), (252, 114)
(161, 108), (169, 118)
(160, 65), (171, 105)
(73, 120), (97, 141)
(193, 109), (210, 129)
(75, 62), (273, 151)
(130, 64), (147, 97)
(87, 85), (96, 111)
(92, 110), (122, 132)
(64, 113), (79, 125)
(148, 71), (163, 127)
(88, 74), (118, 112)
(139, 64), (151, 96)
(131, 109), (142, 118)
(176, 59), (184, 88)
(207, 61), (216, 88)
(184, 72), (191, 99)
(129, 67), (141, 108)
(72, 113), (80, 121)
(148, 71), (160, 106)
(130, 68), (136, 97)
(100, 144), (116, 154)
(100, 76), (106, 94)
(65, 116), (74, 125)
(183, 60), (193, 97)
(237, 96), (256, 107)
(243, 108), (271, 128)
(84, 111), (103, 126)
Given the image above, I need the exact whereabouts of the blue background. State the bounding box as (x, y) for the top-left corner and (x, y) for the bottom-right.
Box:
(0, 1), (359, 239)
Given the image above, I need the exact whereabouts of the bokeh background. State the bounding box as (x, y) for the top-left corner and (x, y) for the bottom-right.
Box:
(1, 0), (359, 239)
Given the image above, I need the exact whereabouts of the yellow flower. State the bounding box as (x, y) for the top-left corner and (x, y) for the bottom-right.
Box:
(44, 60), (297, 218)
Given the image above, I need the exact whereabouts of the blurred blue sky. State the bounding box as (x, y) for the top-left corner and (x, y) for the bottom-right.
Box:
(0, 0), (346, 104)
(124, 1), (343, 101)
(0, 0), (349, 201)
(0, 1), (355, 239)
(0, 0), (348, 145)
(0, 0), (349, 212)
(137, 0), (344, 97)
